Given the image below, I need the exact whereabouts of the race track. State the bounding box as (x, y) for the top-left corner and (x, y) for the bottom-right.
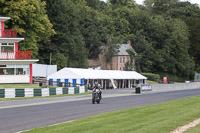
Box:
(0, 89), (200, 133)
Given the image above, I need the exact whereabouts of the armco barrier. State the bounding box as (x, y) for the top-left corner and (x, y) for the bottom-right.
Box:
(151, 82), (200, 92)
(25, 88), (34, 97)
(5, 89), (15, 98)
(34, 89), (42, 97)
(62, 87), (68, 94)
(0, 85), (88, 98)
(68, 87), (74, 94)
(16, 89), (25, 97)
(85, 85), (88, 92)
(49, 88), (56, 96)
(0, 89), (5, 98)
(56, 87), (63, 95)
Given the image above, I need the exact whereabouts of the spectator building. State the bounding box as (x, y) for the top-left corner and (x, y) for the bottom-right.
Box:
(0, 17), (38, 83)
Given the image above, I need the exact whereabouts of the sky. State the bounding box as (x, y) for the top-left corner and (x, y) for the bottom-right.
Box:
(135, 0), (200, 5)
(100, 0), (200, 5)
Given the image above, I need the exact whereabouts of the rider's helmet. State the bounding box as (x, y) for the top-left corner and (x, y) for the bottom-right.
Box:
(98, 84), (101, 88)
(94, 81), (98, 87)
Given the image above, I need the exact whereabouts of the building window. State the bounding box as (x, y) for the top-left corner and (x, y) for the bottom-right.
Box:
(0, 65), (29, 75)
(123, 57), (125, 63)
(16, 68), (23, 75)
(0, 65), (6, 67)
(120, 57), (122, 63)
(120, 67), (121, 70)
(123, 67), (125, 71)
(0, 43), (14, 51)
(1, 46), (14, 51)
(0, 68), (14, 75)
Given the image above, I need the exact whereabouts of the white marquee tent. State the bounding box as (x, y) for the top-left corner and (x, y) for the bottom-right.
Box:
(47, 68), (147, 89)
(47, 68), (147, 80)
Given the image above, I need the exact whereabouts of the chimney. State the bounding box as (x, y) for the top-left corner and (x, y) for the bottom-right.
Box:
(127, 40), (131, 46)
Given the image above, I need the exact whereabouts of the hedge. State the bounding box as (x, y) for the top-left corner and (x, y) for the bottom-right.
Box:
(140, 73), (160, 81)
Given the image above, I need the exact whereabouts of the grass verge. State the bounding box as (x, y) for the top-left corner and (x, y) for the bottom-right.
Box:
(0, 92), (91, 102)
(23, 95), (200, 133)
(0, 84), (40, 88)
(147, 80), (158, 84)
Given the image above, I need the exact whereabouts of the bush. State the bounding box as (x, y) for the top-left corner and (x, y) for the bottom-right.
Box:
(158, 73), (185, 82)
(140, 73), (160, 81)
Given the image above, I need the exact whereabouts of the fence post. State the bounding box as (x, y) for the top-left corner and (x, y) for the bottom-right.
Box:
(59, 82), (62, 87)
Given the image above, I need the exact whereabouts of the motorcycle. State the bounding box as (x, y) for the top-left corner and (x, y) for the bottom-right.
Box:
(92, 86), (102, 104)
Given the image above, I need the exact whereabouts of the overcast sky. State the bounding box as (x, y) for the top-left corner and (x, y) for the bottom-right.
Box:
(100, 0), (200, 5)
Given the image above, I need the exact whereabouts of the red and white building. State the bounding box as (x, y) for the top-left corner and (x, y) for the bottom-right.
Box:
(0, 17), (38, 84)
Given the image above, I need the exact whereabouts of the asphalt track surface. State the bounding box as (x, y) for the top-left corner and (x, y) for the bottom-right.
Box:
(0, 89), (200, 133)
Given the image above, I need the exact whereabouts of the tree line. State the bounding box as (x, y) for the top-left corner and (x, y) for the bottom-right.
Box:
(0, 0), (199, 80)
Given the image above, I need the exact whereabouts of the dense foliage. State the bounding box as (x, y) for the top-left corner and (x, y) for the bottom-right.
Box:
(140, 73), (160, 81)
(1, 0), (200, 80)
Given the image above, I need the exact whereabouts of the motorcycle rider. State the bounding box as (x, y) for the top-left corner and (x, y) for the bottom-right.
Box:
(93, 82), (102, 100)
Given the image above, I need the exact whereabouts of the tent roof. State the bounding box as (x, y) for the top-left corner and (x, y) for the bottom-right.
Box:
(47, 68), (147, 80)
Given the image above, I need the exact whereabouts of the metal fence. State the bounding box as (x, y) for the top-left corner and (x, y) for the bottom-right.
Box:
(194, 74), (200, 82)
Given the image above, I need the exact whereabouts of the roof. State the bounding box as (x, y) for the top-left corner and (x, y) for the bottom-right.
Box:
(0, 17), (10, 21)
(0, 38), (24, 43)
(47, 68), (147, 80)
(117, 44), (137, 56)
(0, 59), (39, 65)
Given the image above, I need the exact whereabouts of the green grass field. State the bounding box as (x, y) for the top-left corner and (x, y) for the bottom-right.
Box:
(23, 95), (200, 133)
(147, 80), (158, 84)
(0, 84), (39, 88)
(147, 80), (183, 84)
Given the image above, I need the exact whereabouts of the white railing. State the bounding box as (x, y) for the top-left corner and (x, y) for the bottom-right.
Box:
(0, 51), (15, 59)
(0, 51), (32, 59)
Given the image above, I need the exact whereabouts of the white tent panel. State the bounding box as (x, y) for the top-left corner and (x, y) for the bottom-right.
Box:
(47, 68), (147, 80)
(33, 64), (57, 77)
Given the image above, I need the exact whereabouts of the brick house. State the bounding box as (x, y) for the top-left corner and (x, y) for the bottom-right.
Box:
(88, 40), (136, 71)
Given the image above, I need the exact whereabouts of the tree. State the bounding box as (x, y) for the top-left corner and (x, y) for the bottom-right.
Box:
(124, 61), (131, 71)
(0, 0), (55, 58)
(168, 2), (200, 72)
(144, 0), (200, 74)
(186, 17), (200, 72)
(79, 5), (108, 59)
(104, 0), (136, 44)
(125, 49), (136, 70)
(108, 0), (135, 6)
(146, 16), (195, 78)
(51, 53), (68, 70)
(144, 0), (178, 15)
(44, 0), (88, 68)
(104, 36), (119, 69)
(85, 0), (107, 11)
